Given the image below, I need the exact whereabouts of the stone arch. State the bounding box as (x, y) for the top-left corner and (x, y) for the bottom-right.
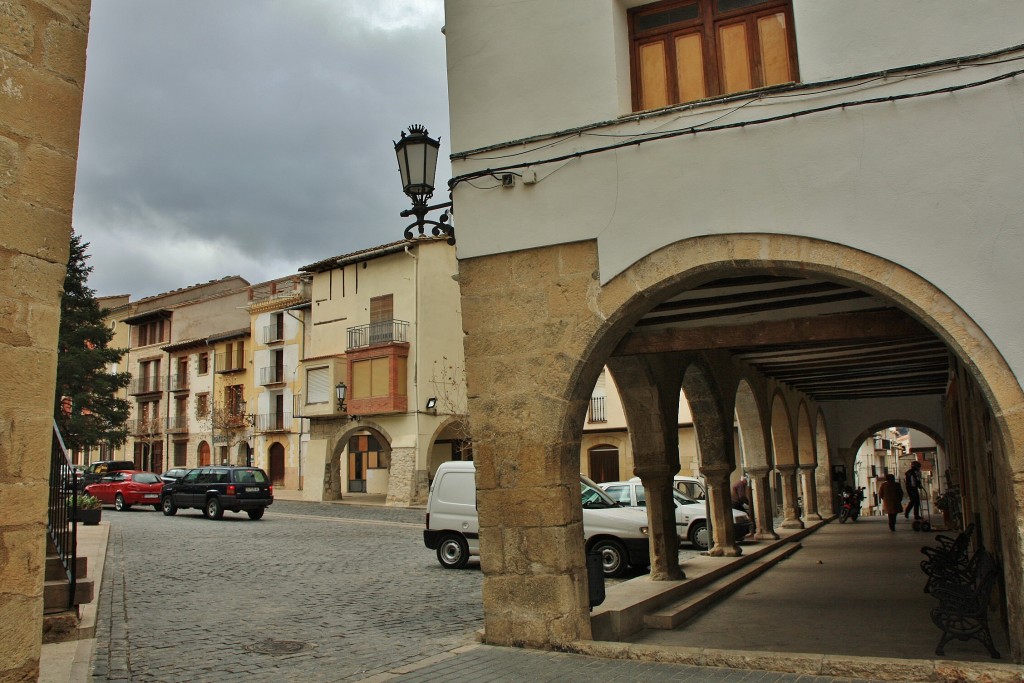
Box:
(796, 403), (816, 467)
(325, 421), (394, 501)
(462, 234), (1024, 653)
(770, 392), (796, 468)
(426, 415), (473, 479)
(682, 358), (733, 473)
(734, 378), (769, 471)
(847, 420), (946, 455)
(815, 411), (836, 515)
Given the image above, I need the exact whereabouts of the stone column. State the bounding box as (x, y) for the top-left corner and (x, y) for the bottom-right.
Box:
(703, 469), (742, 556)
(748, 466), (779, 540)
(384, 446), (415, 505)
(800, 465), (822, 522)
(778, 465), (805, 529)
(635, 469), (684, 580)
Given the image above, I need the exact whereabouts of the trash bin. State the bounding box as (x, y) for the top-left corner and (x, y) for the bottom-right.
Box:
(586, 551), (605, 609)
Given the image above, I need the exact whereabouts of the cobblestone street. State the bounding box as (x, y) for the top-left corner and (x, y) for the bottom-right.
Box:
(88, 502), (884, 683)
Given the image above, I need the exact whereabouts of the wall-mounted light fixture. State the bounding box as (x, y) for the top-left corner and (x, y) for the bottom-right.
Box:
(394, 125), (454, 244)
(336, 382), (347, 413)
(425, 397), (437, 411)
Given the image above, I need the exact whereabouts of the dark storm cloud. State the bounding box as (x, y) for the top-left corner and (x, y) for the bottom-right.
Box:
(74, 0), (449, 298)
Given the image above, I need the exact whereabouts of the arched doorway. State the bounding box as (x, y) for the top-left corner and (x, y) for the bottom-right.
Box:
(459, 235), (1024, 656)
(268, 442), (285, 485)
(198, 440), (211, 467)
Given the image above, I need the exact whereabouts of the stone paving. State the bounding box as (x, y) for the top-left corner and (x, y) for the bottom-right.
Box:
(89, 500), (884, 683)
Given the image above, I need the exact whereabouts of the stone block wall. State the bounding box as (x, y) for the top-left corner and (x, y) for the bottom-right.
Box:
(0, 1), (91, 680)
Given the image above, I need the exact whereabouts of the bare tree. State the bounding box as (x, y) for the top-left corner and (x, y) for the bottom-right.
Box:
(429, 357), (472, 457)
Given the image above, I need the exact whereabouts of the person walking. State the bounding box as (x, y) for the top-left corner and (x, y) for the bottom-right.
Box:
(731, 475), (754, 534)
(904, 460), (923, 520)
(879, 473), (903, 531)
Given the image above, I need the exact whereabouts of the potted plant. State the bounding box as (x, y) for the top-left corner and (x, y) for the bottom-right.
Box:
(68, 494), (103, 525)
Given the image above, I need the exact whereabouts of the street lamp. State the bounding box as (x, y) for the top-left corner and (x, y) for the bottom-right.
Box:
(336, 381), (347, 413)
(394, 124), (454, 244)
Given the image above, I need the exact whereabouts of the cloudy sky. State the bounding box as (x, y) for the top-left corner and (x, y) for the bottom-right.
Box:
(73, 0), (450, 299)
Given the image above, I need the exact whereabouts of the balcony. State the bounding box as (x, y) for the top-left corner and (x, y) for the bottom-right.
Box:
(263, 323), (283, 344)
(169, 374), (189, 391)
(588, 396), (607, 423)
(347, 319), (409, 350)
(130, 376), (163, 395)
(253, 412), (291, 433)
(129, 419), (162, 436)
(166, 414), (189, 434)
(259, 365), (287, 386)
(215, 352), (246, 373)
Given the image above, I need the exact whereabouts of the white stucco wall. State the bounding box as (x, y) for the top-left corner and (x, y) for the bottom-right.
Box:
(445, 0), (1024, 385)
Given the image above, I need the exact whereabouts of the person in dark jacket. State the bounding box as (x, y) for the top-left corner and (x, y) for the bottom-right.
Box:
(879, 473), (903, 531)
(904, 460), (923, 520)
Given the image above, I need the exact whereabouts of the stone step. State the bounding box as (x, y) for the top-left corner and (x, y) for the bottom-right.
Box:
(644, 542), (802, 630)
(45, 554), (88, 581)
(42, 609), (81, 644)
(43, 577), (94, 611)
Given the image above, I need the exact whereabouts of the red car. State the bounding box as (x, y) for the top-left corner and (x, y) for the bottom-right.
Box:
(85, 471), (164, 511)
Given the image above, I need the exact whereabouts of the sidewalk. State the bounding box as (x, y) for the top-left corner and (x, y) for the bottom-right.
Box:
(39, 521), (109, 683)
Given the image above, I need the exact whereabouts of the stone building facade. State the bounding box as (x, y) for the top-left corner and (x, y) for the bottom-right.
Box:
(444, 0), (1024, 660)
(0, 0), (92, 679)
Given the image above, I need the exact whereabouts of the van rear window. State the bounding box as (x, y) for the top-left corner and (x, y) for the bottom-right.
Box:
(437, 472), (476, 506)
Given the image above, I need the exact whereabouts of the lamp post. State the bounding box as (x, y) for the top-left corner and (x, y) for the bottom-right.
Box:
(394, 124), (454, 244)
(336, 382), (347, 413)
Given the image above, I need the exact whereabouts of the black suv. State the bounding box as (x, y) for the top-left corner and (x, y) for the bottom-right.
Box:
(161, 466), (273, 520)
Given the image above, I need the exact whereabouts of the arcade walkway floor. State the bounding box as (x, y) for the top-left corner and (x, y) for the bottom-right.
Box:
(627, 513), (1011, 664)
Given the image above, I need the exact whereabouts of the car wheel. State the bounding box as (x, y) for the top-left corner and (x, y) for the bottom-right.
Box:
(204, 497), (224, 520)
(246, 508), (265, 520)
(436, 533), (469, 569)
(689, 521), (710, 551)
(114, 493), (131, 511)
(161, 496), (177, 516)
(590, 538), (628, 578)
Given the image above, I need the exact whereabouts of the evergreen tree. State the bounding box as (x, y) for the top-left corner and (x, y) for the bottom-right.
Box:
(54, 232), (131, 454)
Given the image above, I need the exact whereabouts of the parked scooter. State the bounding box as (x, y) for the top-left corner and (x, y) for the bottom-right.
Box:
(838, 486), (865, 523)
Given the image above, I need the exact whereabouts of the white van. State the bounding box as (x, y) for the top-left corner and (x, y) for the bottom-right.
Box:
(423, 461), (651, 577)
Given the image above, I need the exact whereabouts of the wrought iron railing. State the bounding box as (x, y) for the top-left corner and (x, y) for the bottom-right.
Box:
(263, 323), (283, 344)
(588, 396), (607, 423)
(259, 365), (286, 385)
(48, 421), (77, 609)
(129, 418), (163, 436)
(130, 375), (162, 394)
(215, 351), (246, 373)
(166, 414), (189, 433)
(346, 319), (409, 350)
(253, 412), (291, 432)
(169, 373), (189, 391)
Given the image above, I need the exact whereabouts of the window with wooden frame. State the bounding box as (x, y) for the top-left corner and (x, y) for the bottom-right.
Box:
(629, 0), (797, 111)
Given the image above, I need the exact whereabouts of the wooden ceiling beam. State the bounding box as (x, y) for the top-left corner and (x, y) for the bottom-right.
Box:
(614, 309), (932, 356)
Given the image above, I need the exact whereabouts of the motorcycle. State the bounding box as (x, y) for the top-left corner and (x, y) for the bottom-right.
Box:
(838, 486), (864, 523)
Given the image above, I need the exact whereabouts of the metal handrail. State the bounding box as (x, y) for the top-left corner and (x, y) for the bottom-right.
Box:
(346, 319), (409, 350)
(47, 421), (77, 609)
(588, 396), (607, 423)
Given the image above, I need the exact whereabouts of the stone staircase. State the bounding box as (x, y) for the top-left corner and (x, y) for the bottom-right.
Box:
(42, 538), (95, 644)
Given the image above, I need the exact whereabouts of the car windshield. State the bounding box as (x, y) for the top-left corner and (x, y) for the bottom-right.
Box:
(133, 473), (160, 484)
(580, 475), (617, 508)
(672, 489), (698, 505)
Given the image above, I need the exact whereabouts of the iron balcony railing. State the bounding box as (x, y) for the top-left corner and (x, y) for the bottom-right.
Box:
(588, 396), (607, 423)
(346, 319), (409, 350)
(263, 323), (283, 344)
(215, 351), (246, 373)
(169, 373), (189, 391)
(130, 376), (162, 394)
(259, 365), (287, 385)
(253, 412), (291, 432)
(166, 414), (188, 433)
(129, 418), (163, 436)
(48, 421), (77, 609)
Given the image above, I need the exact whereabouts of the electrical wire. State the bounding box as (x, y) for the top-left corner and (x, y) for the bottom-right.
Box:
(449, 66), (1024, 190)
